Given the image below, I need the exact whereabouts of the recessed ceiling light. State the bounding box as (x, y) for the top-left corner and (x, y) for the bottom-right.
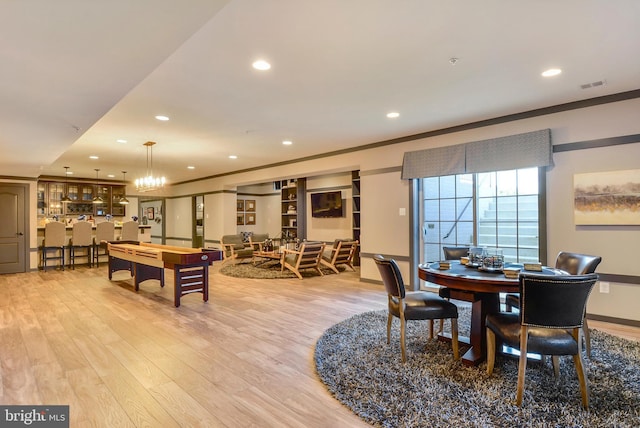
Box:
(107, 174), (115, 178)
(387, 112), (400, 118)
(282, 140), (293, 145)
(542, 68), (562, 77)
(89, 155), (99, 159)
(187, 166), (195, 170)
(155, 115), (170, 121)
(66, 171), (73, 175)
(116, 139), (127, 143)
(252, 60), (271, 71)
(229, 155), (238, 159)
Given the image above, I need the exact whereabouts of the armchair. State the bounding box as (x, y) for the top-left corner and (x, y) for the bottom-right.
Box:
(221, 234), (254, 264)
(281, 242), (326, 279)
(249, 233), (270, 252)
(321, 239), (358, 274)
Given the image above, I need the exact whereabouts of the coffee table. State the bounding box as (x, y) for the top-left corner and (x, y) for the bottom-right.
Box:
(253, 249), (284, 266)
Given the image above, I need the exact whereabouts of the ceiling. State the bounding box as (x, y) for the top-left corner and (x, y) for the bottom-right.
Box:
(3, 0), (640, 185)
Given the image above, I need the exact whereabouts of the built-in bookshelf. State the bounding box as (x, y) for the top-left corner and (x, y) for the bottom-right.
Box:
(352, 170), (361, 265)
(279, 177), (306, 240)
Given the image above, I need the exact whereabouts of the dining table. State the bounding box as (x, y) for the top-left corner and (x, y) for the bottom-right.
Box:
(418, 261), (562, 366)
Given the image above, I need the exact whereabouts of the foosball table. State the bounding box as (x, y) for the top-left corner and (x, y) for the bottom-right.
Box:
(107, 241), (218, 307)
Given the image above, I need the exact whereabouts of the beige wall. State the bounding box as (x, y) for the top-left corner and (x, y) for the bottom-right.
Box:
(10, 96), (640, 322)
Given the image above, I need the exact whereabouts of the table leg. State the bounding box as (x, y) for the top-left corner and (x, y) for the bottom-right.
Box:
(173, 264), (210, 307)
(134, 263), (164, 291)
(438, 291), (500, 366)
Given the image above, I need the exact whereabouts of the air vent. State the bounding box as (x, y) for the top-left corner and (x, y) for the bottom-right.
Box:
(580, 80), (607, 90)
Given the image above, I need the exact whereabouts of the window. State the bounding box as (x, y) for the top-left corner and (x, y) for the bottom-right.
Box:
(421, 167), (542, 263)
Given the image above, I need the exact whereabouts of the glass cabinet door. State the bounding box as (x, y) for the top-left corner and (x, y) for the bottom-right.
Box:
(110, 185), (126, 216)
(47, 183), (64, 216)
(37, 182), (46, 216)
(94, 185), (110, 216)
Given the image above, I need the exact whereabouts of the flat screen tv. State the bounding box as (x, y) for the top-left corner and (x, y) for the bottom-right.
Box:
(311, 191), (343, 218)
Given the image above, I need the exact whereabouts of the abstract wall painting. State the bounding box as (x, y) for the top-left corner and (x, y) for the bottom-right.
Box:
(574, 169), (640, 225)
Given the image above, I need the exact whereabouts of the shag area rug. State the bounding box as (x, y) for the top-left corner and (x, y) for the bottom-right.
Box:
(314, 307), (640, 427)
(219, 259), (343, 279)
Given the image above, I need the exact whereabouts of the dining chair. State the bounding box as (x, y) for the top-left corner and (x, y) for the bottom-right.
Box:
(374, 254), (459, 363)
(93, 221), (115, 267)
(320, 239), (358, 274)
(437, 246), (471, 333)
(504, 251), (602, 357)
(281, 242), (326, 279)
(41, 221), (67, 271)
(68, 221), (93, 269)
(486, 272), (598, 408)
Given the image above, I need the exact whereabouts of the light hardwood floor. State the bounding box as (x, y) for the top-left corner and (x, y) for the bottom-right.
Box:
(0, 264), (637, 427)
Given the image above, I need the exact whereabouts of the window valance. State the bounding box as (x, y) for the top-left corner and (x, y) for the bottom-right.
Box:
(401, 129), (552, 179)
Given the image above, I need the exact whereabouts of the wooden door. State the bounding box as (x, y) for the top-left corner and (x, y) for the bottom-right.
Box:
(0, 184), (27, 274)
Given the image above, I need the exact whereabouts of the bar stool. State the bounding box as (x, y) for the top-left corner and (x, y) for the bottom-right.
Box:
(68, 221), (93, 269)
(119, 220), (139, 241)
(93, 221), (115, 267)
(41, 221), (67, 271)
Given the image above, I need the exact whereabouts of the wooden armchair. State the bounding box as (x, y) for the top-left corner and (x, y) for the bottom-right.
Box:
(281, 242), (326, 279)
(321, 239), (358, 274)
(248, 233), (270, 252)
(221, 234), (254, 264)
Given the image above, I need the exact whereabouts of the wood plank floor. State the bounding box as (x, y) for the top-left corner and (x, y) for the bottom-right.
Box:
(0, 264), (637, 427)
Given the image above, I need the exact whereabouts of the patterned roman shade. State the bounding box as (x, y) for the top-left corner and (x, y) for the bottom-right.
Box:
(401, 129), (552, 179)
(401, 144), (466, 179)
(465, 129), (552, 173)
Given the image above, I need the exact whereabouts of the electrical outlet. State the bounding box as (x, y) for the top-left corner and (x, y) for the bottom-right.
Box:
(599, 281), (610, 293)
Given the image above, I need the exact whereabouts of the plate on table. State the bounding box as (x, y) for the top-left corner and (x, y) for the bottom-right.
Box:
(465, 262), (482, 269)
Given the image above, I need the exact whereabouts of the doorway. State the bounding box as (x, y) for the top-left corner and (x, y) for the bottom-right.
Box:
(193, 195), (204, 248)
(0, 183), (28, 274)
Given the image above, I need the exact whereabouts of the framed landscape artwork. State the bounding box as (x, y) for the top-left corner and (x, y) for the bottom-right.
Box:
(574, 169), (640, 225)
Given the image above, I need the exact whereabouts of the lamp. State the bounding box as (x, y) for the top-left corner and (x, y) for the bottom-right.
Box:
(135, 141), (166, 192)
(61, 166), (72, 203)
(92, 169), (104, 204)
(119, 171), (130, 205)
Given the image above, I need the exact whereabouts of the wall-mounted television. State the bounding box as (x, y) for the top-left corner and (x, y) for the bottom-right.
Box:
(311, 191), (343, 218)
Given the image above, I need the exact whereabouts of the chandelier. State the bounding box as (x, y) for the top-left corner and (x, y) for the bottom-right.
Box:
(135, 141), (166, 192)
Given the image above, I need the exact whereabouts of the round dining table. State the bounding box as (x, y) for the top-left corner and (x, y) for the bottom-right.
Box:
(418, 261), (560, 366)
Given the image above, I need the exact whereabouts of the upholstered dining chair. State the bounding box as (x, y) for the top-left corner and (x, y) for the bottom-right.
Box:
(93, 221), (115, 267)
(281, 242), (326, 279)
(486, 272), (598, 409)
(442, 246), (471, 260)
(321, 239), (358, 274)
(504, 251), (602, 357)
(68, 221), (93, 269)
(41, 221), (67, 271)
(374, 254), (459, 363)
(437, 246), (471, 333)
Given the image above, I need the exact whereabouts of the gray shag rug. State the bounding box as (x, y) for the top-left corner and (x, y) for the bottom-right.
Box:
(314, 307), (640, 427)
(219, 259), (343, 279)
